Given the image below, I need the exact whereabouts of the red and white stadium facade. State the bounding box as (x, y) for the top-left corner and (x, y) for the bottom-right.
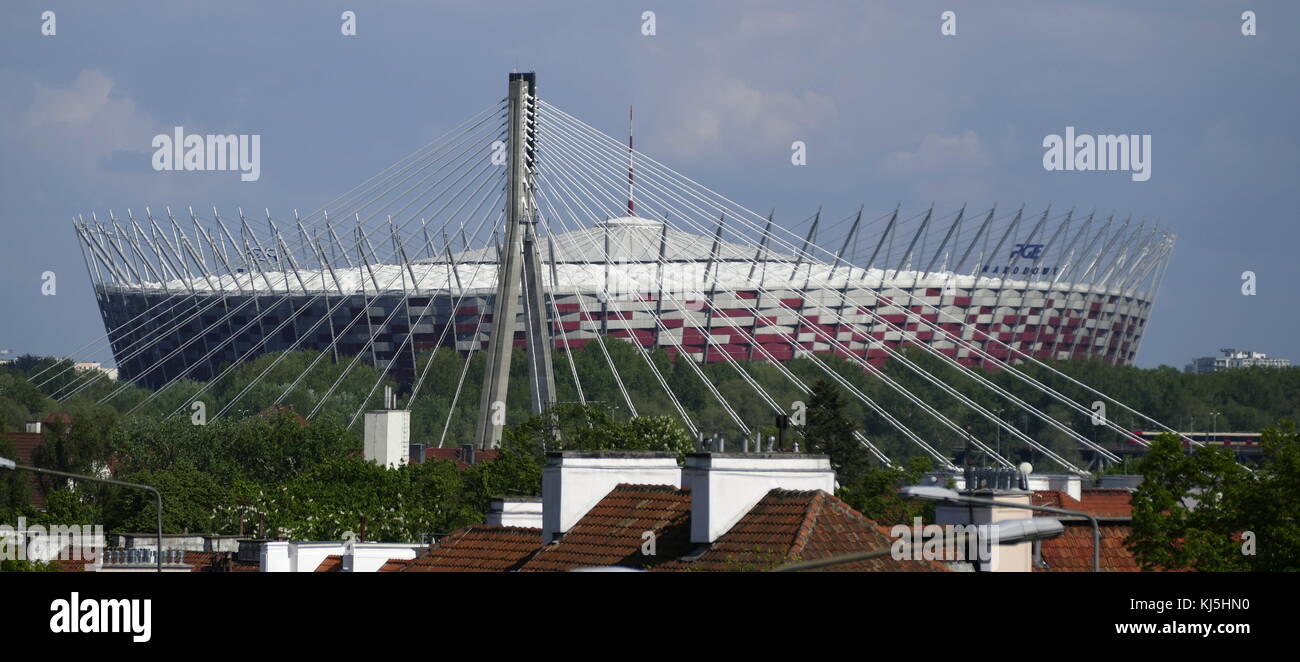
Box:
(84, 209), (1174, 388)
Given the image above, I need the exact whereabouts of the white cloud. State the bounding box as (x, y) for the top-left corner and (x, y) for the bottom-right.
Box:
(21, 70), (155, 167)
(648, 73), (838, 161)
(883, 131), (998, 203)
(887, 131), (992, 172)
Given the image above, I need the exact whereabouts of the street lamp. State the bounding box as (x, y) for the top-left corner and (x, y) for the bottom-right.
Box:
(899, 484), (1101, 572)
(994, 408), (1004, 459)
(0, 457), (164, 572)
(772, 516), (1064, 572)
(1209, 411), (1221, 439)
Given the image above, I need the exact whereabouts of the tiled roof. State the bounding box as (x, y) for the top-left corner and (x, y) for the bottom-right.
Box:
(1035, 523), (1140, 572)
(399, 525), (541, 572)
(190, 552), (260, 572)
(421, 447), (501, 469)
(519, 484), (692, 572)
(55, 555), (97, 572)
(662, 489), (948, 572)
(2, 432), (47, 508)
(315, 554), (409, 572)
(256, 404), (308, 427)
(182, 551), (225, 572)
(377, 558), (408, 572)
(1033, 488), (1133, 518)
(1078, 488), (1134, 517)
(43, 412), (72, 426)
(316, 555), (344, 572)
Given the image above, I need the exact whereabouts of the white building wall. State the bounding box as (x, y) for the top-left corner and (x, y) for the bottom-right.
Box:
(682, 453), (836, 544)
(541, 453), (681, 544)
(363, 410), (410, 469)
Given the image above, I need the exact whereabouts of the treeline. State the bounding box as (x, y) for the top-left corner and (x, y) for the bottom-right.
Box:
(1, 345), (1297, 543)
(7, 344), (1299, 467)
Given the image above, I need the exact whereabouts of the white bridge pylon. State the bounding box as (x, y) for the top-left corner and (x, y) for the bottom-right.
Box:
(60, 71), (1202, 474)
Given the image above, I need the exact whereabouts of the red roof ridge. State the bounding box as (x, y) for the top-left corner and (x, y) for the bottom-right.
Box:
(315, 555), (344, 572)
(676, 487), (948, 572)
(517, 484), (693, 572)
(607, 482), (692, 494)
(399, 524), (543, 572)
(787, 490), (827, 558)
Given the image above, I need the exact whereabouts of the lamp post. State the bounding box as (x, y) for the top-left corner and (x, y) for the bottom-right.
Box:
(899, 484), (1102, 572)
(994, 408), (1003, 459)
(772, 516), (1065, 572)
(0, 457), (163, 572)
(1209, 411), (1221, 439)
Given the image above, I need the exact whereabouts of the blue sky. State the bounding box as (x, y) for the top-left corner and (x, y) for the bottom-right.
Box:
(1, 0), (1297, 369)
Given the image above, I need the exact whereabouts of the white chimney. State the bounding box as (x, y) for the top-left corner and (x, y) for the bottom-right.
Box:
(1025, 473), (1082, 501)
(541, 451), (680, 544)
(487, 497), (544, 529)
(935, 489), (1034, 572)
(682, 453), (836, 544)
(363, 410), (410, 469)
(260, 541), (291, 572)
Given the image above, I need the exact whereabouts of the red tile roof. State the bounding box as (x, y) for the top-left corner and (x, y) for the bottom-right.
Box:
(663, 489), (948, 572)
(55, 555), (97, 572)
(256, 404), (308, 427)
(519, 484), (693, 572)
(313, 555), (409, 572)
(43, 412), (72, 426)
(316, 555), (344, 572)
(422, 447), (500, 469)
(2, 432), (47, 508)
(1033, 488), (1133, 518)
(399, 525), (541, 572)
(1078, 488), (1134, 518)
(189, 552), (260, 572)
(1035, 523), (1141, 572)
(182, 551), (224, 572)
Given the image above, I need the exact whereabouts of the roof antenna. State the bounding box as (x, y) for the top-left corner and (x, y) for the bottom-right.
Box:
(627, 105), (635, 216)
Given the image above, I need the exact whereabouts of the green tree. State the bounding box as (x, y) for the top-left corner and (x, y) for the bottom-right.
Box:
(104, 463), (230, 534)
(837, 456), (936, 526)
(1127, 432), (1252, 571)
(802, 380), (869, 486)
(0, 435), (31, 521)
(503, 403), (695, 461)
(1235, 420), (1300, 571)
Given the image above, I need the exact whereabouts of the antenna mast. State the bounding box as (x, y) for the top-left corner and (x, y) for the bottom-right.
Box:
(628, 105), (635, 216)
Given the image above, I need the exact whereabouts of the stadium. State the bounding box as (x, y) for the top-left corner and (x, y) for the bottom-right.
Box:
(77, 204), (1173, 391)
(72, 75), (1175, 394)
